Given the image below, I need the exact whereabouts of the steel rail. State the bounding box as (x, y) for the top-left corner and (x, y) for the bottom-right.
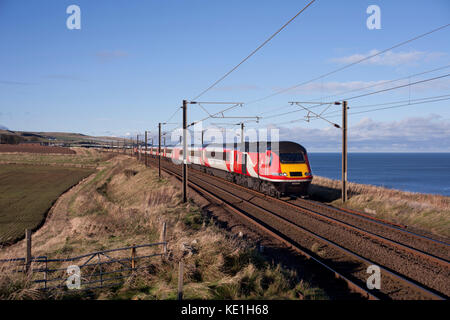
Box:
(181, 171), (447, 300)
(145, 156), (447, 300)
(158, 162), (379, 300)
(173, 160), (450, 264)
(328, 205), (450, 246)
(272, 199), (450, 267)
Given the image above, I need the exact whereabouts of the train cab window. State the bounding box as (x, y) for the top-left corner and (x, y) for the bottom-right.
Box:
(279, 153), (305, 164)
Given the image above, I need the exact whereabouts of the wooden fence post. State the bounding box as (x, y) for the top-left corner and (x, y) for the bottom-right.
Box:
(25, 229), (32, 273)
(131, 244), (136, 270)
(177, 261), (184, 301)
(160, 222), (167, 259)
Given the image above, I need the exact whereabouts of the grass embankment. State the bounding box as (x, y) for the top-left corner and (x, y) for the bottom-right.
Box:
(309, 176), (450, 239)
(0, 155), (326, 300)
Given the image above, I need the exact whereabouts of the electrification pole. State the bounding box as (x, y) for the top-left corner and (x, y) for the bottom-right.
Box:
(177, 100), (247, 202)
(145, 131), (148, 167)
(342, 101), (348, 202)
(182, 100), (188, 203)
(240, 122), (244, 146)
(158, 122), (162, 179)
(139, 136), (141, 161)
(287, 100), (349, 202)
(240, 122), (245, 170)
(136, 134), (139, 160)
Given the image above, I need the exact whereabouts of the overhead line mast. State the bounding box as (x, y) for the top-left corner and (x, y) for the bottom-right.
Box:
(182, 100), (188, 203)
(256, 73), (450, 122)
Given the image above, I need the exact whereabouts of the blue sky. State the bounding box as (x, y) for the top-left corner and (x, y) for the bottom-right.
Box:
(0, 0), (449, 151)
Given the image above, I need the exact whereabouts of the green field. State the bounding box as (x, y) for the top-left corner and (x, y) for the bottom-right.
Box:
(0, 164), (94, 244)
(0, 150), (109, 168)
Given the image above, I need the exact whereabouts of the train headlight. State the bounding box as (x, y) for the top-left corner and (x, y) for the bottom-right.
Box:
(304, 172), (310, 176)
(282, 172), (287, 176)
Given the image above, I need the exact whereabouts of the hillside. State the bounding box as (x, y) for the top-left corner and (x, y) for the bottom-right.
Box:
(0, 130), (132, 146)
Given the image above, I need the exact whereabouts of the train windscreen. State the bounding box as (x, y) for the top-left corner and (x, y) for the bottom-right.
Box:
(279, 153), (305, 164)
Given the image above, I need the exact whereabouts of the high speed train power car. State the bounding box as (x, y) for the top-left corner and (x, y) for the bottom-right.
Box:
(138, 141), (313, 197)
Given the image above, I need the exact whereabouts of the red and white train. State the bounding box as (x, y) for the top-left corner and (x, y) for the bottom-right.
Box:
(137, 141), (313, 197)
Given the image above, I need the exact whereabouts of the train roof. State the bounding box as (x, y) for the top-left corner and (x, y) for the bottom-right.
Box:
(162, 141), (307, 153)
(203, 141), (307, 153)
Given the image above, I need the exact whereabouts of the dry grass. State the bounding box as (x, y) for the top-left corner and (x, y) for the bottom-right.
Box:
(0, 155), (326, 300)
(0, 260), (44, 300)
(309, 176), (450, 238)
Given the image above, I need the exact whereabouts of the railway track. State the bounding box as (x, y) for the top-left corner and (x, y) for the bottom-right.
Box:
(195, 171), (450, 265)
(143, 155), (449, 300)
(288, 198), (450, 262)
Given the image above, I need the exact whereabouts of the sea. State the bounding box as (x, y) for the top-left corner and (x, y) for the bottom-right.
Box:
(307, 153), (450, 197)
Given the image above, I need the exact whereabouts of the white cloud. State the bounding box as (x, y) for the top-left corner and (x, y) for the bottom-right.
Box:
(272, 76), (450, 95)
(330, 50), (446, 66)
(276, 115), (450, 152)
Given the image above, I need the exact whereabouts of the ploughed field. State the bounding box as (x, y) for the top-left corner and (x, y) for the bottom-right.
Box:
(0, 144), (76, 154)
(0, 164), (94, 244)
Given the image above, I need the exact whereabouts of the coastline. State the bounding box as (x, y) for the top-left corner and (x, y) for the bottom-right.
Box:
(307, 152), (450, 197)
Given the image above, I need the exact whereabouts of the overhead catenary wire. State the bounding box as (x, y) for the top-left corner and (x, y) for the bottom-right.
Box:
(262, 104), (322, 119)
(320, 94), (450, 116)
(255, 71), (446, 118)
(247, 64), (450, 120)
(255, 73), (450, 122)
(160, 18), (449, 141)
(246, 23), (450, 105)
(165, 106), (182, 124)
(188, 103), (246, 127)
(191, 0), (316, 101)
(345, 73), (450, 101)
(261, 96), (450, 127)
(184, 1), (317, 128)
(192, 102), (245, 121)
(310, 64), (450, 104)
(291, 102), (340, 127)
(346, 96), (450, 116)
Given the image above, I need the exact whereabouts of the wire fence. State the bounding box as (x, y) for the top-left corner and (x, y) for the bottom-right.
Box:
(0, 236), (167, 291)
